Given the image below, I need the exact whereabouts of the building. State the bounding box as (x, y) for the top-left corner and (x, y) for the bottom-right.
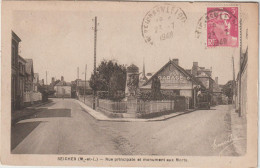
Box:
(24, 59), (34, 92)
(17, 55), (26, 109)
(11, 31), (21, 111)
(75, 79), (92, 95)
(190, 62), (214, 92)
(188, 62), (224, 105)
(33, 73), (39, 92)
(140, 59), (206, 108)
(54, 76), (72, 98)
(235, 47), (248, 117)
(139, 58), (148, 86)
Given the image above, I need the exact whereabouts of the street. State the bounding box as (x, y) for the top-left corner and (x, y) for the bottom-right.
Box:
(12, 98), (238, 156)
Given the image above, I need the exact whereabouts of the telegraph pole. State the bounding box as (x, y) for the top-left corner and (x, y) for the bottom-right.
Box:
(232, 55), (235, 106)
(238, 18), (242, 117)
(46, 71), (48, 85)
(92, 16), (98, 110)
(84, 65), (87, 103)
(77, 67), (79, 80)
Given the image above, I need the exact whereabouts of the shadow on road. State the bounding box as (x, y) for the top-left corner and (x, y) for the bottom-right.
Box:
(11, 121), (42, 151)
(11, 108), (72, 151)
(27, 108), (72, 119)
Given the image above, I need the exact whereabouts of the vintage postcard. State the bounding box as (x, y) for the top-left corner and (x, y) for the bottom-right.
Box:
(1, 1), (258, 167)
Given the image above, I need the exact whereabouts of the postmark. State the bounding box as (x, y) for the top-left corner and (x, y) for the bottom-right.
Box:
(207, 7), (238, 47)
(141, 4), (187, 45)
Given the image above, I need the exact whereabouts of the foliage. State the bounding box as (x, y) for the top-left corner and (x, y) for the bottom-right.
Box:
(139, 91), (185, 101)
(97, 91), (125, 101)
(151, 76), (162, 100)
(89, 60), (126, 99)
(222, 80), (234, 99)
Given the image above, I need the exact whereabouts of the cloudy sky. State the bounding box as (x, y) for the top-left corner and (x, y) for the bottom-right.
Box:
(12, 2), (244, 85)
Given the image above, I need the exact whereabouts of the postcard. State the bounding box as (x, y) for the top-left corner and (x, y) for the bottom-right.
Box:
(1, 1), (258, 167)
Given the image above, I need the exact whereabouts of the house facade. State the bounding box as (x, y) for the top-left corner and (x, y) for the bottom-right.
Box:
(24, 59), (34, 92)
(54, 76), (72, 98)
(140, 59), (205, 108)
(235, 47), (248, 117)
(17, 55), (26, 109)
(11, 31), (21, 111)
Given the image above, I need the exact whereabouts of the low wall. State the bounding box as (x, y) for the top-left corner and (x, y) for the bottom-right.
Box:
(23, 91), (42, 106)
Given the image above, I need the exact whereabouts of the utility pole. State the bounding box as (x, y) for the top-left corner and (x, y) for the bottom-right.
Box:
(77, 67), (79, 80)
(46, 71), (48, 85)
(232, 55), (236, 106)
(92, 16), (98, 110)
(84, 65), (87, 103)
(238, 18), (242, 117)
(77, 67), (79, 99)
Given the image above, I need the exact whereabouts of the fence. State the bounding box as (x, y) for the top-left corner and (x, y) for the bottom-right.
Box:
(78, 95), (94, 108)
(97, 99), (127, 113)
(23, 91), (42, 103)
(137, 100), (175, 114)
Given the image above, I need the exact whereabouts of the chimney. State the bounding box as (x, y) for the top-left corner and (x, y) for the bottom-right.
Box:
(52, 77), (55, 84)
(215, 77), (218, 85)
(192, 62), (199, 76)
(172, 59), (179, 65)
(61, 76), (64, 81)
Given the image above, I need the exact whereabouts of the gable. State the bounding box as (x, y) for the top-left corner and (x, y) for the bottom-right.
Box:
(146, 63), (191, 85)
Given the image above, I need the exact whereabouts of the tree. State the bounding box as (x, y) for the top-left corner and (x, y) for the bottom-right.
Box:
(222, 80), (234, 100)
(151, 75), (161, 100)
(89, 60), (126, 99)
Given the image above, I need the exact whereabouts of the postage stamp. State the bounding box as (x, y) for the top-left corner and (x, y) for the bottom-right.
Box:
(207, 7), (238, 47)
(141, 4), (187, 45)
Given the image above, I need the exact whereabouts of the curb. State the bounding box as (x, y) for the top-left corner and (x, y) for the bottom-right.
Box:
(76, 99), (197, 122)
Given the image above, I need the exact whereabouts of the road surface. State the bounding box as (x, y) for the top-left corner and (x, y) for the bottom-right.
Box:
(12, 98), (238, 156)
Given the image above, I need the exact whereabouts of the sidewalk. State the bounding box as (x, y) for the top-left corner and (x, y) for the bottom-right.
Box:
(12, 100), (52, 124)
(76, 99), (196, 122)
(230, 108), (247, 155)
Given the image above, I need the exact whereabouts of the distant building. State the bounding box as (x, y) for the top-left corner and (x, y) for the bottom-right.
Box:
(54, 76), (71, 98)
(11, 31), (21, 111)
(139, 58), (148, 86)
(33, 73), (39, 92)
(191, 62), (214, 92)
(24, 59), (34, 92)
(75, 79), (92, 95)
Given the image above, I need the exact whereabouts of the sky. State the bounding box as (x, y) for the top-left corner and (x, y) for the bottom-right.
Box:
(12, 3), (245, 85)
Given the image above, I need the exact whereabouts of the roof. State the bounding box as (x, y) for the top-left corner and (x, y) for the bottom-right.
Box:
(56, 81), (68, 86)
(18, 55), (26, 63)
(25, 59), (34, 76)
(142, 60), (206, 88)
(12, 31), (21, 42)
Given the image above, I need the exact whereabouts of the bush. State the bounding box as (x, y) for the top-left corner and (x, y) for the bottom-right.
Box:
(139, 91), (185, 101)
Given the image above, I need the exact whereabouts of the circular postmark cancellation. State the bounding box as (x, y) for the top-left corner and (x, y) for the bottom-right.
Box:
(141, 4), (187, 45)
(207, 7), (238, 47)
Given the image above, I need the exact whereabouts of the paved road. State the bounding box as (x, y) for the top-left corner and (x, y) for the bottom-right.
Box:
(12, 98), (238, 156)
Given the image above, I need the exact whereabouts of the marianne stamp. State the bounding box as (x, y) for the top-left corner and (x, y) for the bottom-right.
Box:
(207, 7), (238, 47)
(141, 4), (187, 45)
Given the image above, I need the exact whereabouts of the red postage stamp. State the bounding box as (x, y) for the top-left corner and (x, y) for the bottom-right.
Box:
(207, 7), (238, 47)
